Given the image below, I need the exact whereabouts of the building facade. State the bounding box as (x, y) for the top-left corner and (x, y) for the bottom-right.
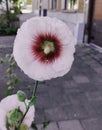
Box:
(85, 0), (102, 47)
(32, 0), (84, 12)
(31, 0), (85, 44)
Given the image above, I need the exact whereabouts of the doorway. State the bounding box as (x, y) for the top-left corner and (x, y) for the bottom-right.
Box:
(87, 0), (102, 47)
(52, 0), (57, 10)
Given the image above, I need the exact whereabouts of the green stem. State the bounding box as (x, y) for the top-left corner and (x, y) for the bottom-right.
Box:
(17, 80), (38, 130)
(24, 101), (27, 109)
(32, 81), (38, 98)
(17, 106), (29, 130)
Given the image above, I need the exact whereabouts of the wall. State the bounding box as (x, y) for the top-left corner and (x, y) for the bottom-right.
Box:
(93, 0), (102, 20)
(48, 12), (84, 44)
(32, 0), (85, 12)
(78, 0), (84, 12)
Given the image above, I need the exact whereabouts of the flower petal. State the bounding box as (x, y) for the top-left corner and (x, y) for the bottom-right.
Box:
(13, 17), (76, 81)
(0, 95), (35, 128)
(0, 108), (6, 128)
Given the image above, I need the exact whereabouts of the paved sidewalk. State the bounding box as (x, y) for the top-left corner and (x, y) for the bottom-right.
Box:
(0, 44), (102, 130)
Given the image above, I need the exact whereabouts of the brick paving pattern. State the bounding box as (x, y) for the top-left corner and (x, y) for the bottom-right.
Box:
(0, 44), (102, 130)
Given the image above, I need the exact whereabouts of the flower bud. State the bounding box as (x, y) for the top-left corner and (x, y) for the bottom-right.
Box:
(20, 124), (28, 130)
(7, 108), (23, 128)
(17, 90), (26, 102)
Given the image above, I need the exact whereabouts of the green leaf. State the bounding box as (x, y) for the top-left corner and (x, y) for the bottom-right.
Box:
(5, 54), (11, 60)
(5, 87), (14, 96)
(31, 122), (38, 130)
(7, 108), (23, 128)
(20, 124), (28, 130)
(6, 68), (11, 73)
(5, 54), (13, 63)
(0, 0), (2, 4)
(17, 90), (26, 102)
(43, 121), (50, 129)
(10, 61), (16, 67)
(10, 73), (16, 78)
(70, 0), (77, 6)
(15, 78), (20, 84)
(0, 58), (4, 64)
(29, 97), (36, 107)
(6, 80), (12, 86)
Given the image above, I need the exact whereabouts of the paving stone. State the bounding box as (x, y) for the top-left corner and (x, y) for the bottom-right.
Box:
(94, 53), (102, 60)
(73, 75), (90, 83)
(63, 105), (77, 119)
(58, 120), (84, 130)
(81, 118), (102, 130)
(37, 122), (59, 130)
(69, 92), (87, 105)
(92, 67), (102, 74)
(68, 92), (97, 118)
(34, 108), (46, 123)
(0, 82), (7, 100)
(84, 58), (97, 66)
(64, 104), (89, 119)
(63, 87), (81, 94)
(0, 36), (15, 47)
(86, 91), (102, 101)
(72, 104), (90, 119)
(79, 66), (96, 79)
(90, 74), (102, 83)
(81, 55), (92, 61)
(90, 101), (102, 116)
(64, 83), (97, 94)
(36, 92), (52, 109)
(63, 80), (77, 88)
(45, 106), (68, 121)
(48, 86), (71, 107)
(37, 83), (49, 93)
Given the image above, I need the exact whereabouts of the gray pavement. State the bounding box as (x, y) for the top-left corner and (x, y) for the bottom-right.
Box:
(0, 12), (102, 130)
(0, 43), (102, 130)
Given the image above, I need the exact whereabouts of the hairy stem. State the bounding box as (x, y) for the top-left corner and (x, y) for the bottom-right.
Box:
(17, 80), (38, 130)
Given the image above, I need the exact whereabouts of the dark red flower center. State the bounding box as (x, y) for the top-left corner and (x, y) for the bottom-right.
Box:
(32, 33), (62, 64)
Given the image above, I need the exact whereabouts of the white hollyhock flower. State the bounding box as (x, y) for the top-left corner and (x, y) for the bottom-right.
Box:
(13, 17), (76, 81)
(0, 94), (35, 130)
(0, 108), (6, 130)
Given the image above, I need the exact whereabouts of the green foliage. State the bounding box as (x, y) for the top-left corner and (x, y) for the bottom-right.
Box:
(0, 54), (20, 96)
(5, 86), (14, 96)
(0, 13), (19, 35)
(0, 13), (19, 25)
(6, 108), (23, 129)
(70, 0), (77, 8)
(13, 6), (22, 14)
(19, 124), (28, 130)
(11, 0), (22, 14)
(0, 58), (4, 64)
(17, 90), (26, 102)
(0, 27), (18, 35)
(31, 121), (50, 130)
(0, 14), (8, 28)
(11, 0), (22, 5)
(31, 122), (38, 130)
(29, 97), (36, 107)
(0, 52), (50, 130)
(71, 0), (77, 4)
(43, 121), (50, 129)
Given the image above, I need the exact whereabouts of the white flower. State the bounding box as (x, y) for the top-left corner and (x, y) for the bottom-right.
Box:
(13, 17), (76, 81)
(0, 94), (35, 130)
(0, 108), (6, 130)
